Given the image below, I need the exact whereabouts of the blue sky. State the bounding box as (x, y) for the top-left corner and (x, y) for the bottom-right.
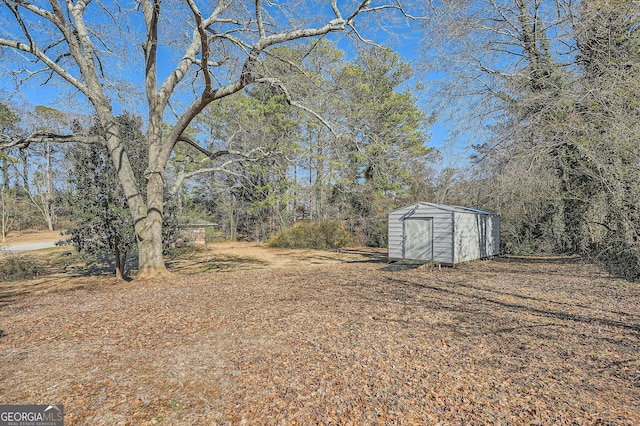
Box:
(380, 28), (469, 171)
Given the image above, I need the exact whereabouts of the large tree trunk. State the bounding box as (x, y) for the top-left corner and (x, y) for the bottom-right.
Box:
(101, 117), (169, 279)
(135, 168), (168, 279)
(137, 227), (166, 278)
(2, 0), (403, 281)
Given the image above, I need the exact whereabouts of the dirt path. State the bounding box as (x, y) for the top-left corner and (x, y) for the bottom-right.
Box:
(0, 241), (387, 302)
(0, 231), (64, 253)
(1, 230), (62, 245)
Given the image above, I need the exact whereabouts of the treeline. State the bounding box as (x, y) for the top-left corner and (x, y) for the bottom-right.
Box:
(423, 0), (640, 279)
(0, 104), (84, 240)
(0, 43), (439, 252)
(167, 43), (438, 247)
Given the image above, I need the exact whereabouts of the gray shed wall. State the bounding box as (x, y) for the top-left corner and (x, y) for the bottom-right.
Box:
(388, 204), (455, 263)
(453, 212), (500, 263)
(389, 203), (500, 264)
(490, 215), (501, 256)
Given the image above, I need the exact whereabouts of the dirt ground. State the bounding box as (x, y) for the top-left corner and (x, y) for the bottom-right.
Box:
(0, 229), (63, 245)
(1, 241), (639, 424)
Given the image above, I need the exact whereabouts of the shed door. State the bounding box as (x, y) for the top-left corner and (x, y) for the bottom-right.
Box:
(404, 218), (433, 261)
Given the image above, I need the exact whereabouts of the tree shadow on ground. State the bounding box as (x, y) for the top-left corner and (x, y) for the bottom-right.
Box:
(380, 261), (429, 272)
(379, 255), (586, 274)
(0, 249), (137, 308)
(338, 248), (389, 265)
(166, 252), (270, 273)
(63, 252), (137, 281)
(380, 273), (640, 337)
(445, 276), (640, 320)
(496, 254), (583, 264)
(0, 273), (119, 308)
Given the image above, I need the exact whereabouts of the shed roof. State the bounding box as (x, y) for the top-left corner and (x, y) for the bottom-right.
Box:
(393, 202), (497, 216)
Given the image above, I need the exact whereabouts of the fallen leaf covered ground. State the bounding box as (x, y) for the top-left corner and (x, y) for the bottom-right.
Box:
(1, 249), (639, 424)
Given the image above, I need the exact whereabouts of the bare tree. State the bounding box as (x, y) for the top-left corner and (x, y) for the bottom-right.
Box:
(417, 2), (575, 250)
(420, 0), (573, 142)
(0, 186), (16, 242)
(0, 0), (419, 278)
(15, 106), (69, 231)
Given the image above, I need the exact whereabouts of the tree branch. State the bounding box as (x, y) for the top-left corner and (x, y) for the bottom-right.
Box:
(254, 77), (338, 137)
(170, 136), (272, 195)
(177, 135), (232, 160)
(156, 0), (231, 110)
(0, 132), (102, 149)
(0, 38), (89, 96)
(186, 0), (212, 96)
(256, 0), (266, 39)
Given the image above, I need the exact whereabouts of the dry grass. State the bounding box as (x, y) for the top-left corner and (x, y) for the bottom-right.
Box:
(0, 230), (62, 245)
(0, 246), (639, 425)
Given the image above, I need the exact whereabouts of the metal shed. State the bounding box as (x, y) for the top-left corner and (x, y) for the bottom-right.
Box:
(388, 202), (500, 264)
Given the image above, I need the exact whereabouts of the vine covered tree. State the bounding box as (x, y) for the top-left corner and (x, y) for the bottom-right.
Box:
(422, 0), (640, 278)
(0, 103), (19, 191)
(0, 102), (20, 242)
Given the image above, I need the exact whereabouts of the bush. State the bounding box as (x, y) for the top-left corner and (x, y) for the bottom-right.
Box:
(595, 241), (640, 282)
(204, 226), (222, 244)
(0, 254), (46, 281)
(267, 221), (353, 250)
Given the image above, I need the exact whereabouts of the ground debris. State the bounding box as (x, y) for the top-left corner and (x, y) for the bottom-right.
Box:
(1, 251), (639, 424)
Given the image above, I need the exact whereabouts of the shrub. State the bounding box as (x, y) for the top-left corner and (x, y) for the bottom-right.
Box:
(595, 241), (640, 282)
(204, 226), (222, 244)
(267, 221), (353, 250)
(0, 254), (46, 281)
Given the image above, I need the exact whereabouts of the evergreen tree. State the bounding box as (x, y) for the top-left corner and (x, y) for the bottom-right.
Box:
(65, 113), (177, 279)
(333, 47), (435, 245)
(0, 103), (19, 190)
